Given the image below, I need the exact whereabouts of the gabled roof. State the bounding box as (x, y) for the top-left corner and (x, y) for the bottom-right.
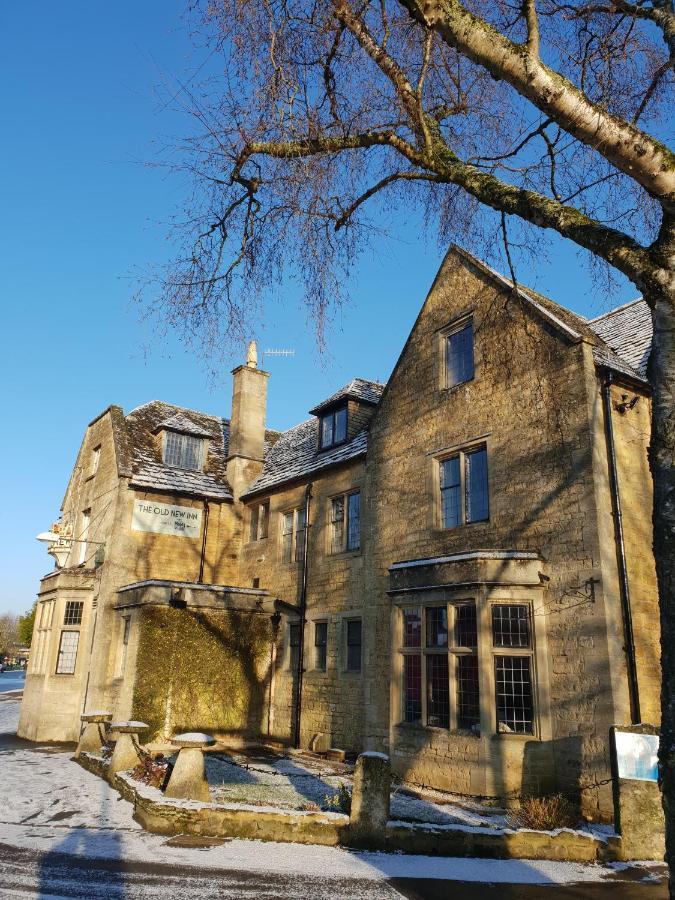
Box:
(589, 298), (651, 379)
(309, 378), (385, 415)
(243, 418), (369, 497)
(153, 412), (213, 438)
(453, 246), (650, 384)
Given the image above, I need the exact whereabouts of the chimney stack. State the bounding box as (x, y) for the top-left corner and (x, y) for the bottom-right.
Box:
(227, 341), (269, 498)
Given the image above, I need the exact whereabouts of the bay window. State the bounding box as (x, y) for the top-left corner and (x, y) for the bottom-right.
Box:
(399, 600), (536, 736)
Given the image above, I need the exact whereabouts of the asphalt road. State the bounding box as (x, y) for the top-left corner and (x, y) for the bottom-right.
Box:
(0, 842), (669, 900)
(0, 828), (669, 898)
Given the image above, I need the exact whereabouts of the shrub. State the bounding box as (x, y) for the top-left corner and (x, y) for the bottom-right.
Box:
(131, 752), (169, 790)
(509, 794), (578, 831)
(324, 783), (352, 815)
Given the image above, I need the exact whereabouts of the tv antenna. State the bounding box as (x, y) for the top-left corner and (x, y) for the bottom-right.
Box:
(262, 348), (296, 367)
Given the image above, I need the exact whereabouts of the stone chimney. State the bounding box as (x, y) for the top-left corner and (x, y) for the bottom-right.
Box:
(227, 341), (269, 499)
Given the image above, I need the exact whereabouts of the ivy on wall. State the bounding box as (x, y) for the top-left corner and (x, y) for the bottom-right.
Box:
(132, 606), (271, 740)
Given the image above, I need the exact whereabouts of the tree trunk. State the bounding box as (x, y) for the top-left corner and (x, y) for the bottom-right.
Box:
(650, 278), (675, 895)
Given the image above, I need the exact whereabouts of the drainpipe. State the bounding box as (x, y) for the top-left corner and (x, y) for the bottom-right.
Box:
(197, 498), (210, 583)
(292, 482), (312, 748)
(602, 373), (641, 724)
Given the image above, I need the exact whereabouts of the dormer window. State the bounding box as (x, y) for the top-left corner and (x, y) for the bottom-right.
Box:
(320, 405), (347, 450)
(163, 431), (204, 471)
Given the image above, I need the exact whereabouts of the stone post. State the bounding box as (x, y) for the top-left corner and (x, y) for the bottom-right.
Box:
(76, 711), (112, 757)
(109, 721), (149, 774)
(165, 732), (216, 803)
(610, 724), (665, 861)
(349, 752), (391, 848)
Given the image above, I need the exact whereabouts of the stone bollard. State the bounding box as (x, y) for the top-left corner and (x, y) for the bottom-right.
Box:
(610, 724), (665, 861)
(165, 732), (216, 803)
(76, 711), (112, 757)
(109, 721), (149, 774)
(349, 751), (391, 849)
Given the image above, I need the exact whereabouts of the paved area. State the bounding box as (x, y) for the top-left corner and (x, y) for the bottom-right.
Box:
(0, 697), (668, 899)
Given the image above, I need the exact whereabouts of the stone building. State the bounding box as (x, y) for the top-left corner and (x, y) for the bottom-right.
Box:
(19, 246), (657, 818)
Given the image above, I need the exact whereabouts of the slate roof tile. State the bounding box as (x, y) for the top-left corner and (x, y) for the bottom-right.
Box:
(309, 378), (385, 414)
(243, 418), (369, 496)
(589, 299), (651, 379)
(124, 401), (234, 501)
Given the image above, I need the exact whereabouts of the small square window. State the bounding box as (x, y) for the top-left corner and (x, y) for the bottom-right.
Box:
(314, 622), (328, 671)
(63, 601), (83, 626)
(163, 431), (204, 471)
(345, 619), (362, 672)
(445, 320), (474, 388)
(492, 605), (530, 648)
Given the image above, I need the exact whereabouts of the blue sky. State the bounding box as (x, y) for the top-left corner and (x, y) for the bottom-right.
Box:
(0, 2), (639, 615)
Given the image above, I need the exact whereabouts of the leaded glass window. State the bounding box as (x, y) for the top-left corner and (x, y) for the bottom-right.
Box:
(163, 431), (204, 471)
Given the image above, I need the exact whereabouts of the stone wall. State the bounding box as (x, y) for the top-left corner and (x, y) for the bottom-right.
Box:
(239, 461), (368, 750)
(362, 250), (629, 817)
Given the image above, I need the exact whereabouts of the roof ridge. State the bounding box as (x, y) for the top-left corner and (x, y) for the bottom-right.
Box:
(450, 245), (587, 340)
(588, 297), (644, 323)
(126, 399), (228, 425)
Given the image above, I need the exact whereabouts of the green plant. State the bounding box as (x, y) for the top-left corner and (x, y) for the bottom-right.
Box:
(324, 782), (351, 815)
(509, 794), (578, 831)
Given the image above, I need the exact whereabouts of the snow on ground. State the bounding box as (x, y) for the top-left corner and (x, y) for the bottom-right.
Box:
(206, 749), (508, 827)
(0, 699), (646, 886)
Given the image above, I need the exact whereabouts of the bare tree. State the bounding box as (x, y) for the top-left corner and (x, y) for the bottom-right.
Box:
(154, 0), (674, 883)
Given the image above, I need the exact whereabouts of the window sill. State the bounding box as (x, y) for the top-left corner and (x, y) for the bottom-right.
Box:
(329, 549), (362, 560)
(436, 519), (490, 533)
(394, 722), (481, 739)
(491, 731), (537, 741)
(341, 669), (362, 677)
(440, 375), (475, 395)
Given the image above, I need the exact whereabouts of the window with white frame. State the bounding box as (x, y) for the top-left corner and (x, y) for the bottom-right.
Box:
(281, 507), (307, 564)
(400, 603), (480, 732)
(439, 445), (489, 529)
(344, 618), (362, 672)
(249, 500), (269, 542)
(77, 509), (90, 565)
(56, 630), (80, 675)
(444, 319), (474, 388)
(320, 405), (348, 450)
(399, 601), (536, 735)
(163, 430), (204, 471)
(90, 445), (101, 477)
(330, 491), (360, 554)
(314, 621), (328, 671)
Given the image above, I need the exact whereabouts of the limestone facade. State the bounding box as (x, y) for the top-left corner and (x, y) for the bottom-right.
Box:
(19, 247), (657, 818)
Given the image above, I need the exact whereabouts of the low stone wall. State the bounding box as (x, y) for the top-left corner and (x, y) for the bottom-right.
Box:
(74, 752), (636, 862)
(385, 822), (617, 862)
